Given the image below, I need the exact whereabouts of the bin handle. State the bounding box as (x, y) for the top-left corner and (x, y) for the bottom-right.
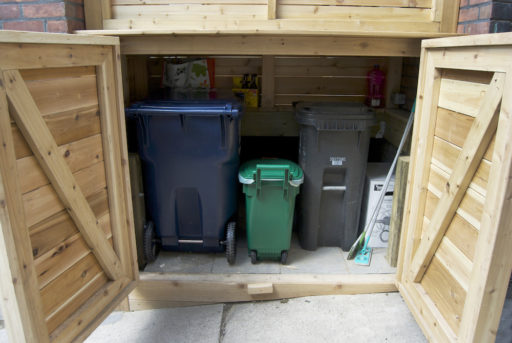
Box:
(254, 165), (291, 199)
(255, 164), (291, 170)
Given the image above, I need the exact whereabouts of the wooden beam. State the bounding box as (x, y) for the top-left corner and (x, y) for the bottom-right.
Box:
(0, 74), (49, 343)
(84, 0), (112, 30)
(0, 30), (118, 46)
(0, 44), (111, 70)
(386, 156), (410, 267)
(423, 32), (512, 49)
(261, 56), (275, 108)
(438, 0), (461, 33)
(120, 35), (422, 57)
(409, 72), (505, 283)
(267, 0), (277, 19)
(85, 19), (446, 37)
(4, 70), (123, 281)
(130, 273), (397, 305)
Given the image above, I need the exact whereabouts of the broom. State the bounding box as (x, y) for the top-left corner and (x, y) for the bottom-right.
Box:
(347, 102), (416, 263)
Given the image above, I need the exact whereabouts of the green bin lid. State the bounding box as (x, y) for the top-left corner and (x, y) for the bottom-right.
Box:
(238, 159), (304, 186)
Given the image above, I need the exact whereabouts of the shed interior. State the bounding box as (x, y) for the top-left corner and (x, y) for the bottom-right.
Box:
(118, 52), (418, 310)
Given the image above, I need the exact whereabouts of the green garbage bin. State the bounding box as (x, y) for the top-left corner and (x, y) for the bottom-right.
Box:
(238, 159), (303, 264)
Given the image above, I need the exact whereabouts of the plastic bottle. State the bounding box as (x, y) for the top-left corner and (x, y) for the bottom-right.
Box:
(367, 65), (385, 108)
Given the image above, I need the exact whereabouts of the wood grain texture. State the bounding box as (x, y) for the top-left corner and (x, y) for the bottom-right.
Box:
(131, 273), (398, 304)
(12, 106), (101, 160)
(119, 35), (422, 57)
(387, 156), (409, 267)
(410, 73), (504, 282)
(4, 70), (123, 281)
(30, 190), (111, 261)
(421, 256), (466, 332)
(0, 73), (50, 343)
(399, 33), (512, 343)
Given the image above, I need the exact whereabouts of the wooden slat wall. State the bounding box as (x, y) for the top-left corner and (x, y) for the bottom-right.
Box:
(14, 67), (113, 335)
(274, 56), (387, 108)
(140, 55), (390, 109)
(99, 0), (452, 34)
(110, 0), (433, 22)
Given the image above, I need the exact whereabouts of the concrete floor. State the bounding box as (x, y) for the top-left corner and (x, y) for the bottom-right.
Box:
(85, 294), (426, 343)
(0, 284), (511, 342)
(144, 234), (397, 275)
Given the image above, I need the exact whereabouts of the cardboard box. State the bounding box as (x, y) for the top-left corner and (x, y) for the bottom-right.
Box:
(360, 163), (395, 248)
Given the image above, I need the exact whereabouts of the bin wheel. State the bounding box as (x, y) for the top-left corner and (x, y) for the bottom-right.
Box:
(143, 222), (158, 263)
(226, 222), (236, 265)
(250, 250), (258, 264)
(280, 251), (288, 265)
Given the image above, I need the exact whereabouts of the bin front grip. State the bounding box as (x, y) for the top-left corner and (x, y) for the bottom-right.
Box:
(254, 164), (291, 199)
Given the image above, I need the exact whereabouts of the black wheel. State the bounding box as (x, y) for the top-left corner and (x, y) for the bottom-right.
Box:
(143, 222), (158, 263)
(226, 222), (236, 265)
(250, 250), (258, 264)
(280, 251), (288, 265)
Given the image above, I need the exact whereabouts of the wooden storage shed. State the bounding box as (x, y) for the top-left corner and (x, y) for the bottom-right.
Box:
(0, 1), (511, 342)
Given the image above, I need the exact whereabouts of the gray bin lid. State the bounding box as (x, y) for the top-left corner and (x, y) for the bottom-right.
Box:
(295, 102), (376, 131)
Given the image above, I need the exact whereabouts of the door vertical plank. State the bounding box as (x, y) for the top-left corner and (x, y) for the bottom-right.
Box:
(96, 50), (136, 280)
(400, 52), (441, 283)
(396, 46), (428, 282)
(0, 74), (49, 343)
(113, 44), (140, 281)
(410, 72), (505, 282)
(267, 0), (277, 20)
(458, 70), (512, 343)
(3, 70), (123, 281)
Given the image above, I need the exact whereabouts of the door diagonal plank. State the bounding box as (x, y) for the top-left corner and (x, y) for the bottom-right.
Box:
(410, 72), (505, 283)
(3, 70), (123, 281)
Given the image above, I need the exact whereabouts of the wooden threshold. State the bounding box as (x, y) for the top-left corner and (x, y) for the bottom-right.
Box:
(128, 272), (398, 311)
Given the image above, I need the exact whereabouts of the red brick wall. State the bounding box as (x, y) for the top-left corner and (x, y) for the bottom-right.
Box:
(0, 0), (84, 33)
(458, 0), (512, 34)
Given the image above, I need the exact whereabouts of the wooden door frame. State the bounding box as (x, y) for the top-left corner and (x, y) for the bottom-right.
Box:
(397, 32), (512, 343)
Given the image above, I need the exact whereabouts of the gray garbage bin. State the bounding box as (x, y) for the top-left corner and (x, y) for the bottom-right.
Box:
(295, 102), (375, 251)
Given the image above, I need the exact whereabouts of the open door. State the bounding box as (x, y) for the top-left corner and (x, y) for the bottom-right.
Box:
(0, 31), (138, 343)
(397, 33), (512, 342)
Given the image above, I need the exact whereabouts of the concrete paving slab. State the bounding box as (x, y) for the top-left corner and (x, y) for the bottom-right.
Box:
(144, 251), (215, 273)
(280, 246), (349, 274)
(221, 293), (426, 343)
(85, 304), (224, 343)
(343, 248), (397, 274)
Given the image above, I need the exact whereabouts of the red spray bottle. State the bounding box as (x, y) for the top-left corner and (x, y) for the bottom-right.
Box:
(367, 65), (385, 108)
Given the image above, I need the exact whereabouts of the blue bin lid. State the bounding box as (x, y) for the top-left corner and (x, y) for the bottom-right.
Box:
(126, 100), (242, 118)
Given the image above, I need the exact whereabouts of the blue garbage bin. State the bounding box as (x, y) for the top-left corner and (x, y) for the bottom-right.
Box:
(126, 100), (242, 264)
